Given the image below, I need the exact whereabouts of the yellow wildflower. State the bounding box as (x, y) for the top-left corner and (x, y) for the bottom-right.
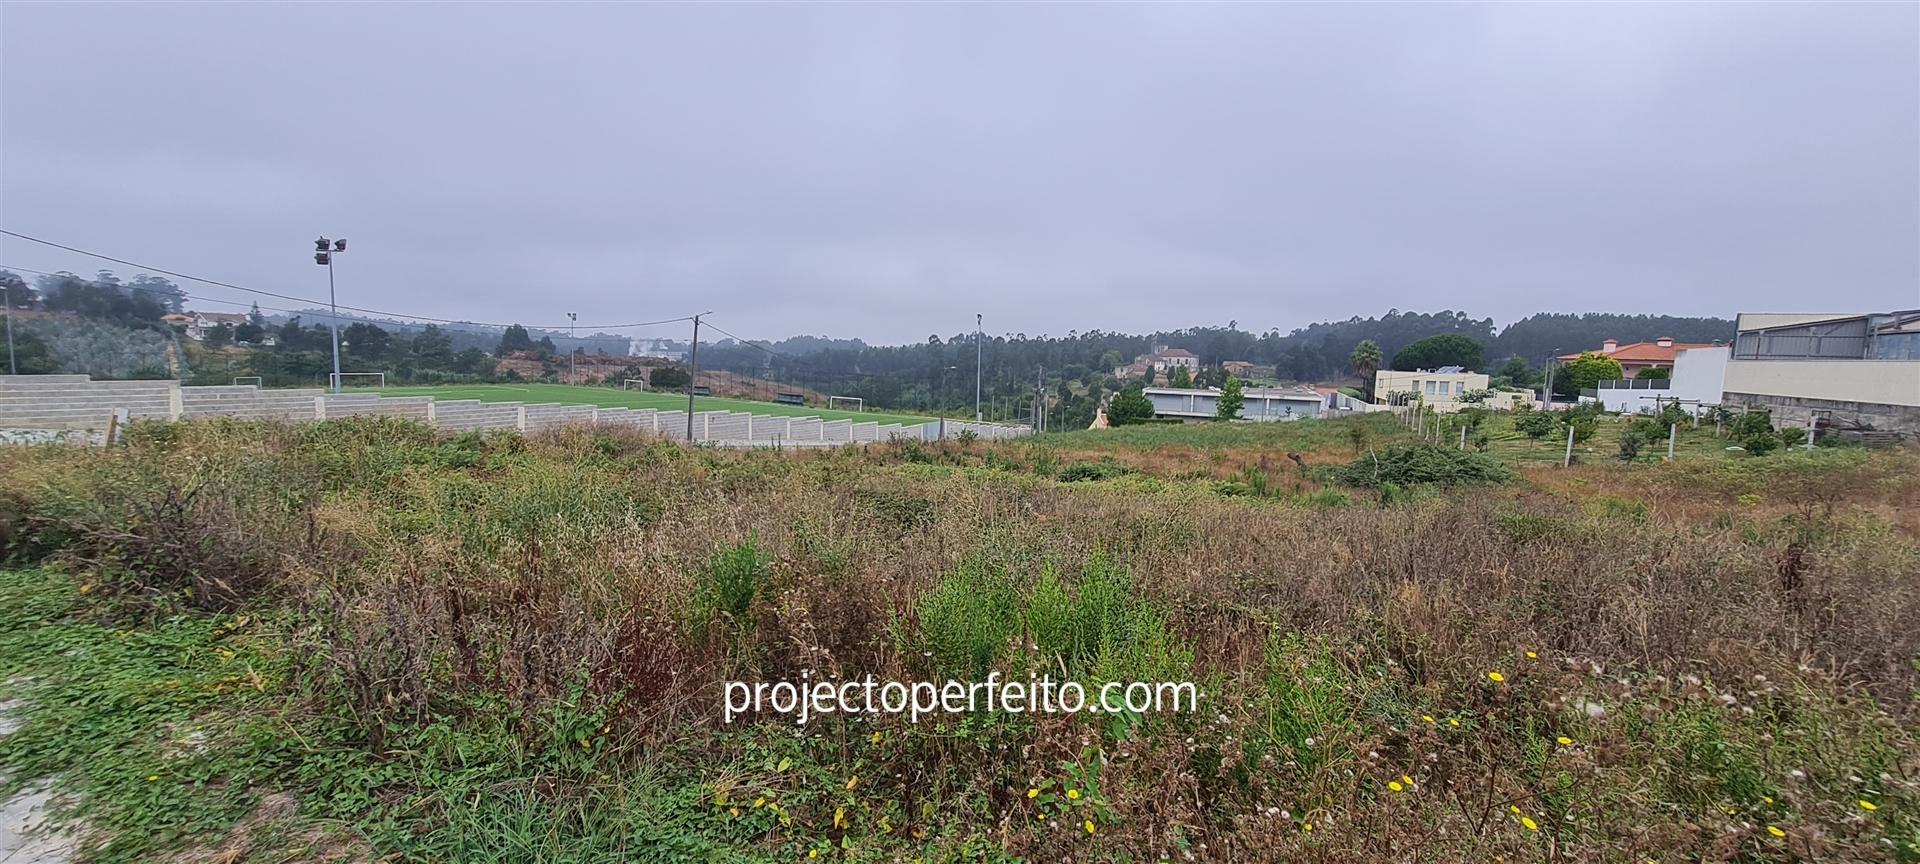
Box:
(146, 775), (158, 782)
(1521, 816), (1538, 831)
(870, 731), (882, 744)
(1448, 718), (1460, 728)
(1084, 819), (1095, 835)
(1422, 714), (1435, 724)
(808, 850), (819, 860)
(752, 796), (765, 809)
(1526, 651), (1538, 659)
(1767, 825), (1786, 838)
(1027, 788), (1039, 799)
(1302, 821), (1313, 833)
(1859, 800), (1878, 812)
(1388, 781), (1404, 792)
(1556, 736), (1573, 746)
(1401, 774), (1414, 787)
(1066, 788), (1081, 800)
(1508, 805), (1521, 814)
(1488, 671), (1506, 683)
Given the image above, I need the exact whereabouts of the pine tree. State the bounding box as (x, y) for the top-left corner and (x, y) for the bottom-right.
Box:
(1215, 374), (1244, 421)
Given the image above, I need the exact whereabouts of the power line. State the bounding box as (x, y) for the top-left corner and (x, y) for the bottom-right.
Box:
(700, 319), (785, 358)
(0, 229), (696, 331)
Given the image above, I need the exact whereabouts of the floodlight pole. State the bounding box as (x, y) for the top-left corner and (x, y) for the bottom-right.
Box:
(568, 312), (578, 386)
(314, 237), (347, 393)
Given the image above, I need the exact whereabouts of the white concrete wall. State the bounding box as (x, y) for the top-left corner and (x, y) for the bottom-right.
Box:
(1723, 359), (1920, 407)
(787, 417), (822, 440)
(0, 376), (1036, 446)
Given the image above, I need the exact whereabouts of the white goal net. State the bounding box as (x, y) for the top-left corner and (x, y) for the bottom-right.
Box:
(622, 378), (648, 390)
(231, 376), (263, 387)
(827, 396), (864, 412)
(330, 372), (387, 389)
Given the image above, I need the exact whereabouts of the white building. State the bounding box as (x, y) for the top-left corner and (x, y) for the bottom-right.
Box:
(1115, 345), (1200, 379)
(1145, 386), (1323, 422)
(1721, 311), (1920, 435)
(1587, 345), (1729, 415)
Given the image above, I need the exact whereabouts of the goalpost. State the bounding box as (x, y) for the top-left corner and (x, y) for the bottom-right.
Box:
(827, 396), (864, 413)
(231, 376), (263, 387)
(622, 378), (648, 390)
(330, 372), (387, 390)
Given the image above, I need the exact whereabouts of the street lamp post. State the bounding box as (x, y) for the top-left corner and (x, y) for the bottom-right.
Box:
(313, 237), (347, 393)
(568, 312), (578, 386)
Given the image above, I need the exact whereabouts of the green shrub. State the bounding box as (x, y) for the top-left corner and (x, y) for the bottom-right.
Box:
(1058, 460), (1133, 482)
(1778, 427), (1807, 449)
(1566, 415), (1598, 443)
(1046, 553), (1189, 684)
(1742, 431), (1780, 456)
(690, 537), (768, 635)
(913, 558), (1020, 679)
(1618, 429), (1647, 461)
(1514, 410), (1557, 440)
(1732, 410), (1775, 439)
(1335, 445), (1512, 487)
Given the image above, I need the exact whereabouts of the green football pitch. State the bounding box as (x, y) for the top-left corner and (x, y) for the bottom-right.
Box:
(373, 383), (937, 426)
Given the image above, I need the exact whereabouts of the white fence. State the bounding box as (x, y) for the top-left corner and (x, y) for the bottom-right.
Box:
(0, 376), (1033, 447)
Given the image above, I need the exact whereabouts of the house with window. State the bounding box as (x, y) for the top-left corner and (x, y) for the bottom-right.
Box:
(174, 311), (251, 341)
(1114, 345), (1200, 379)
(1722, 310), (1920, 436)
(1557, 337), (1715, 379)
(1372, 367), (1490, 413)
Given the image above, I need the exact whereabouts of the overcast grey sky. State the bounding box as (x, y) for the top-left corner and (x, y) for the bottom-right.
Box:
(2, 2), (1915, 343)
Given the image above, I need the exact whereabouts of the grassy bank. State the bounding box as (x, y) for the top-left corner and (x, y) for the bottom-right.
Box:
(0, 416), (1915, 861)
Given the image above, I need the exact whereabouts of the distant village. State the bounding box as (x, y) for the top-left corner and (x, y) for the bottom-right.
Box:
(1101, 311), (1919, 440)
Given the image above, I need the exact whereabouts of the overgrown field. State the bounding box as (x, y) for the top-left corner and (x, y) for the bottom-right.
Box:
(0, 416), (1915, 862)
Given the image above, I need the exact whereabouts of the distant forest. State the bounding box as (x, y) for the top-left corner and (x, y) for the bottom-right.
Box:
(693, 310), (1735, 424)
(2, 268), (1733, 424)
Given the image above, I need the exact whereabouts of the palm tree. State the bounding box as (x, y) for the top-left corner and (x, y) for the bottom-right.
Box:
(1351, 339), (1382, 402)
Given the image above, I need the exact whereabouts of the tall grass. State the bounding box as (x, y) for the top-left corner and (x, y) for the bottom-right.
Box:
(0, 415), (1915, 862)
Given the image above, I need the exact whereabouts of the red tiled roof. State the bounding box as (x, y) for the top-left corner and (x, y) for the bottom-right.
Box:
(1155, 348), (1196, 358)
(1557, 341), (1713, 364)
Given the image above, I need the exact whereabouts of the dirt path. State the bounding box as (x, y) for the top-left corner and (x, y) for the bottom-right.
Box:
(0, 701), (75, 864)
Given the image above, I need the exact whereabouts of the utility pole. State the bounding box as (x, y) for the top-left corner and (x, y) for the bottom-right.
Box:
(974, 313), (983, 422)
(1035, 365), (1045, 432)
(568, 312), (577, 386)
(1541, 348), (1557, 410)
(686, 313), (704, 441)
(4, 287), (15, 375)
(313, 237), (348, 393)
